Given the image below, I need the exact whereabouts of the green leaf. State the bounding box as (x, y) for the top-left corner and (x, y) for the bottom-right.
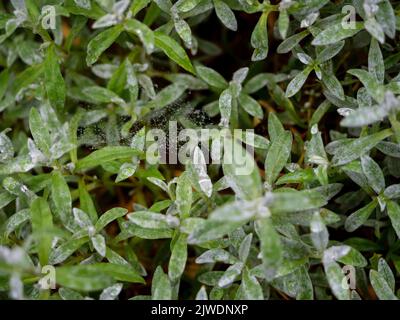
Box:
(152, 266), (172, 300)
(361, 155), (385, 194)
(95, 207), (127, 232)
(277, 30), (309, 54)
(91, 234), (106, 257)
(213, 0), (237, 31)
(195, 65), (227, 89)
(76, 146), (142, 171)
(30, 197), (53, 266)
(127, 211), (171, 229)
(222, 136), (263, 200)
(368, 39), (385, 84)
(154, 31), (195, 74)
(365, 18), (385, 44)
(78, 180), (98, 223)
(241, 267), (263, 300)
(265, 130), (292, 185)
(386, 200), (400, 239)
(188, 218), (244, 244)
(256, 218), (282, 278)
(312, 21), (364, 46)
(51, 171), (72, 226)
(384, 184), (400, 200)
(370, 269), (398, 300)
(49, 237), (89, 265)
(176, 172), (192, 218)
(131, 0), (152, 16)
(168, 233), (188, 282)
(44, 45), (65, 111)
(238, 93), (263, 119)
(251, 11), (268, 61)
(345, 200), (377, 232)
(376, 0), (396, 39)
(124, 19), (154, 54)
(29, 108), (51, 157)
(0, 69), (10, 101)
(285, 66), (313, 98)
(269, 189), (328, 214)
(86, 25), (123, 66)
(324, 261), (350, 300)
(56, 265), (114, 292)
(331, 129), (393, 166)
(278, 9), (289, 39)
(83, 86), (125, 104)
(347, 69), (385, 103)
(378, 258), (395, 291)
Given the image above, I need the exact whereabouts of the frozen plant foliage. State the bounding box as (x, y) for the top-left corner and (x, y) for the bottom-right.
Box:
(0, 0), (400, 301)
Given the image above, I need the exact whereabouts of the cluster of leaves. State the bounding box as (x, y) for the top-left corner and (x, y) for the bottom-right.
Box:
(1, 0), (400, 300)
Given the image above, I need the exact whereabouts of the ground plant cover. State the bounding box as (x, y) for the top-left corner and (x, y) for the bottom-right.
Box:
(1, 0), (400, 301)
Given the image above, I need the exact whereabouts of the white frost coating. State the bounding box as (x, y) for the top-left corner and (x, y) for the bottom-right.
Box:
(0, 131), (14, 162)
(9, 273), (24, 300)
(337, 108), (353, 116)
(300, 11), (319, 28)
(27, 138), (46, 164)
(91, 64), (118, 79)
(192, 146), (212, 197)
(113, 0), (131, 16)
(100, 283), (123, 300)
(73, 208), (94, 230)
(166, 214), (180, 228)
(323, 245), (351, 265)
(310, 124), (319, 135)
(232, 67), (249, 84)
(92, 14), (118, 29)
(74, 0), (91, 10)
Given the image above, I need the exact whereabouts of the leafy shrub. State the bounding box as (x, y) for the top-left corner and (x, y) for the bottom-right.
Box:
(0, 0), (400, 300)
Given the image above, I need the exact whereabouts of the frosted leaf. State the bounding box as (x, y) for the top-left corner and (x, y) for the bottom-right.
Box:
(113, 0), (131, 16)
(50, 123), (75, 161)
(300, 11), (319, 28)
(279, 0), (293, 10)
(100, 283), (123, 300)
(232, 67), (249, 84)
(337, 108), (353, 117)
(130, 127), (145, 150)
(73, 208), (94, 230)
(323, 245), (351, 265)
(377, 195), (386, 212)
(91, 234), (106, 257)
(0, 130), (14, 162)
(192, 146), (212, 197)
(74, 0), (91, 9)
(310, 211), (329, 252)
(92, 14), (118, 29)
(285, 163), (300, 173)
(11, 0), (26, 11)
(91, 64), (118, 78)
(147, 177), (169, 193)
(218, 262), (244, 288)
(310, 124), (319, 135)
(195, 249), (237, 264)
(195, 286), (208, 300)
(0, 246), (25, 265)
(9, 273), (24, 300)
(363, 0), (379, 18)
(166, 214), (180, 228)
(297, 53), (313, 65)
(116, 161), (138, 183)
(27, 138), (46, 164)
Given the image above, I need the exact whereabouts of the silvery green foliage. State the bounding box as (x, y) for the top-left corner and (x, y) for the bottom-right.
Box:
(0, 0), (400, 301)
